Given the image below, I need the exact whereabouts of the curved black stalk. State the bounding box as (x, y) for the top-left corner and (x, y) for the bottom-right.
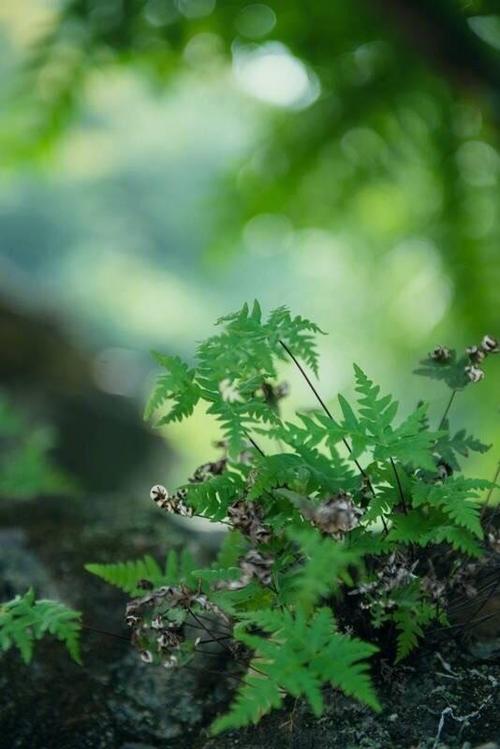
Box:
(438, 389), (457, 430)
(278, 338), (389, 534)
(390, 457), (408, 514)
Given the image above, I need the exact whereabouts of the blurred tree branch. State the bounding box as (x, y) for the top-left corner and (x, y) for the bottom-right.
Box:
(369, 0), (500, 111)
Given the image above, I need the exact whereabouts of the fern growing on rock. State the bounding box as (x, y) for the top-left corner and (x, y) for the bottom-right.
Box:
(87, 302), (498, 733)
(0, 589), (81, 664)
(0, 396), (81, 667)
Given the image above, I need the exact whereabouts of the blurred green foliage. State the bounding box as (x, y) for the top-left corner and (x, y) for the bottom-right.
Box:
(0, 393), (75, 499)
(5, 0), (499, 333)
(0, 0), (498, 480)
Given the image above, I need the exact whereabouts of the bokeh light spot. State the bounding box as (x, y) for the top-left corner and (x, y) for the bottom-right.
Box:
(233, 42), (320, 109)
(235, 4), (276, 39)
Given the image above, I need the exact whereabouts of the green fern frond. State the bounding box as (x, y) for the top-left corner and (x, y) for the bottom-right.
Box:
(435, 424), (491, 471)
(214, 530), (248, 568)
(144, 353), (201, 424)
(414, 351), (470, 390)
(246, 453), (303, 500)
(212, 607), (379, 733)
(285, 527), (362, 611)
(353, 364), (399, 437)
(412, 477), (489, 537)
(423, 524), (483, 557)
(388, 509), (483, 557)
(85, 550), (195, 595)
(363, 483), (401, 524)
(376, 403), (440, 471)
(266, 306), (325, 376)
(394, 610), (424, 662)
(183, 469), (246, 519)
(390, 584), (436, 662)
(211, 670), (283, 733)
(0, 589), (81, 664)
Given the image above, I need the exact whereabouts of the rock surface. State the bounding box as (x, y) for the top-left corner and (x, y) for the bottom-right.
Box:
(1, 494), (500, 749)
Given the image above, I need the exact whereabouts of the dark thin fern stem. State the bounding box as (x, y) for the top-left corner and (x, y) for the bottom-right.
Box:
(183, 621), (231, 638)
(278, 338), (389, 535)
(448, 577), (500, 612)
(482, 460), (500, 524)
(438, 389), (458, 430)
(433, 608), (500, 637)
(247, 434), (265, 457)
(462, 573), (500, 632)
(189, 610), (232, 632)
(187, 610), (267, 679)
(278, 338), (366, 477)
(279, 340), (334, 420)
(82, 624), (130, 642)
(188, 608), (234, 656)
(390, 457), (408, 514)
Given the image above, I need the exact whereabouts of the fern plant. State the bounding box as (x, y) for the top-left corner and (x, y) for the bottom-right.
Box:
(0, 589), (81, 664)
(0, 395), (81, 665)
(87, 302), (498, 733)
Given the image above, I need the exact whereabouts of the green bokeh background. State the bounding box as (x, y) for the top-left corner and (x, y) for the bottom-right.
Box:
(0, 0), (498, 488)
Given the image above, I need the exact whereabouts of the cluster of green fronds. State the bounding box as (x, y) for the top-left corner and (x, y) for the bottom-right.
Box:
(90, 302), (497, 733)
(0, 393), (75, 500)
(144, 302), (323, 456)
(0, 589), (81, 664)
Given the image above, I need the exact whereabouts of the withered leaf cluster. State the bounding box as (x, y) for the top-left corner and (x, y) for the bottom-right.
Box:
(227, 499), (272, 545)
(303, 491), (363, 538)
(125, 584), (231, 666)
